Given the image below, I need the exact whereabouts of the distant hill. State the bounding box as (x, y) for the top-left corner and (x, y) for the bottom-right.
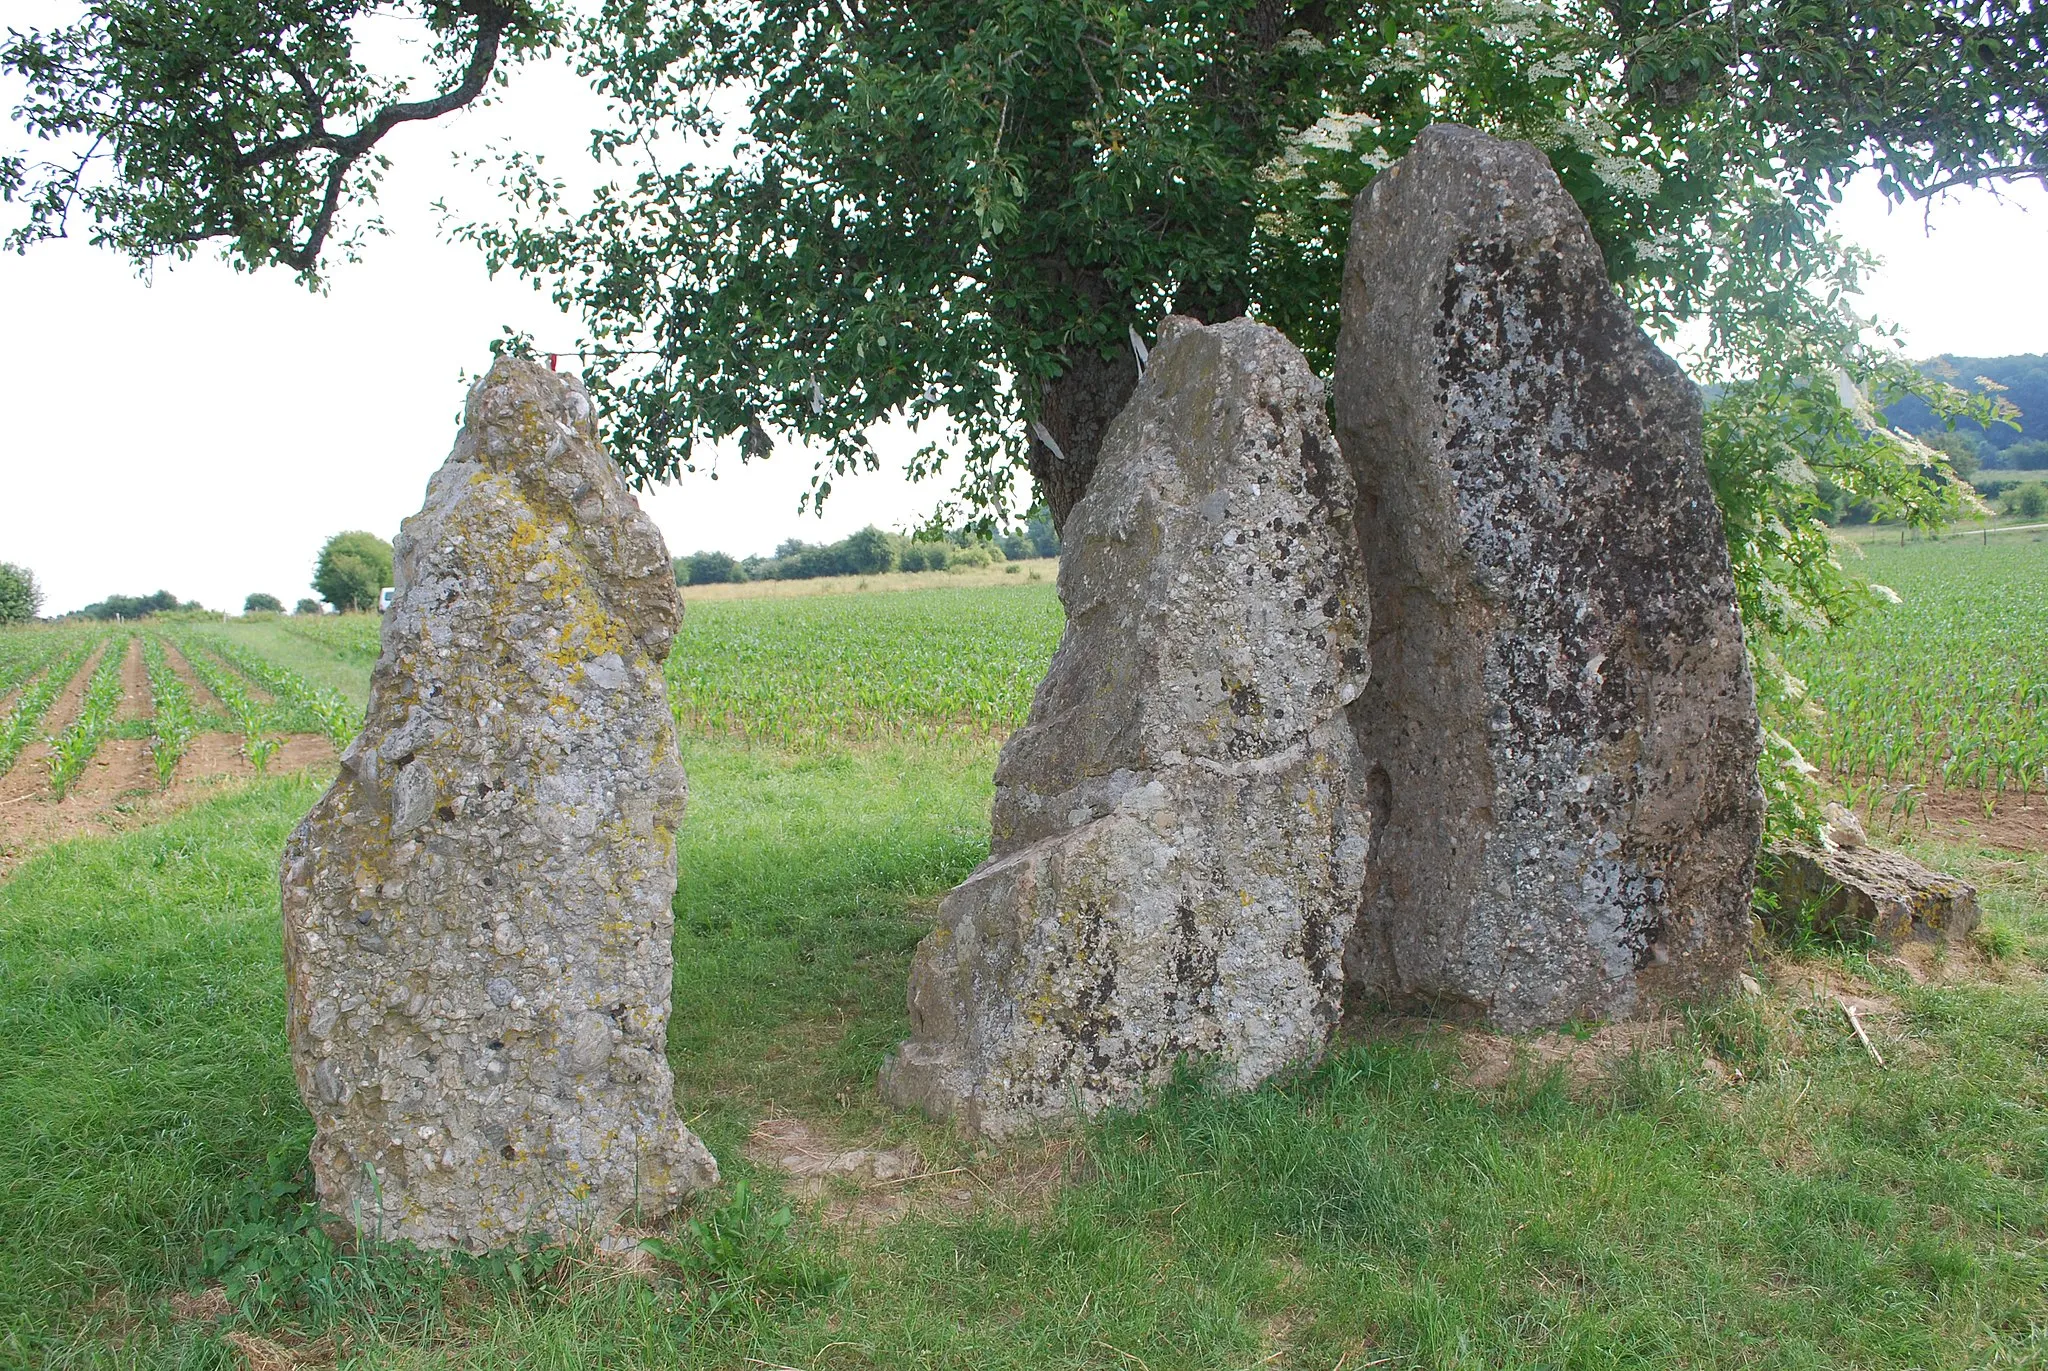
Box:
(1883, 354), (2047, 449)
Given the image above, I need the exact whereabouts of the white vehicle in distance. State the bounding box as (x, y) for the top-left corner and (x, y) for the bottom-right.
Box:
(379, 587), (396, 612)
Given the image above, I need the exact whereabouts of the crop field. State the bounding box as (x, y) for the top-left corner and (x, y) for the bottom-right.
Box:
(1778, 535), (2048, 805)
(0, 543), (2044, 1370)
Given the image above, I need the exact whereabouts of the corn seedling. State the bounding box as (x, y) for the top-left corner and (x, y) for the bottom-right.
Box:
(174, 637), (284, 772)
(194, 634), (361, 749)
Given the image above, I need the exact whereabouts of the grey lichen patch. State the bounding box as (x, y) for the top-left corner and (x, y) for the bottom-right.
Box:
(1333, 124), (1765, 1031)
(280, 357), (715, 1252)
(881, 317), (1372, 1138)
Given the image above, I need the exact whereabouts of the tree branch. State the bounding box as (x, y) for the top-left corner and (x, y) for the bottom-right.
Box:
(247, 1), (518, 270)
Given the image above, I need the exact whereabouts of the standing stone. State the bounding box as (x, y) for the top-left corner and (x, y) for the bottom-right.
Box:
(281, 358), (715, 1250)
(1333, 125), (1764, 1030)
(881, 317), (1371, 1137)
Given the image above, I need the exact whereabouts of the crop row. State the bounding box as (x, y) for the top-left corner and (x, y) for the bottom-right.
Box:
(277, 614), (383, 668)
(1778, 538), (2048, 798)
(665, 585), (1063, 747)
(45, 638), (129, 798)
(141, 636), (199, 785)
(190, 633), (361, 749)
(0, 638), (99, 779)
(172, 638), (284, 772)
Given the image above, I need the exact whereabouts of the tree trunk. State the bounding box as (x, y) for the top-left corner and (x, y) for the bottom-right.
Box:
(1029, 344), (1141, 533)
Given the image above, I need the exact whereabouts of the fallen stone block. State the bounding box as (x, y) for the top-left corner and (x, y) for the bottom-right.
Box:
(1763, 843), (1981, 946)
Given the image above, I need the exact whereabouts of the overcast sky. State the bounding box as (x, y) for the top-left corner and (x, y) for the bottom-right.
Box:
(2, 46), (2044, 615)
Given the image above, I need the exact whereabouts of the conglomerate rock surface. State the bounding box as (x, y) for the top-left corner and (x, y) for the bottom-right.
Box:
(881, 316), (1372, 1137)
(1333, 124), (1765, 1030)
(281, 357), (716, 1250)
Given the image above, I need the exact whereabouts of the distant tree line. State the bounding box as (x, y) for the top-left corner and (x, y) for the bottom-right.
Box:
(75, 590), (204, 620)
(676, 510), (1060, 586)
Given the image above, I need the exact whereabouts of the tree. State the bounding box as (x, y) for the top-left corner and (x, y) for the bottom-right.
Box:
(244, 592), (285, 614)
(77, 589), (191, 619)
(0, 562), (41, 624)
(314, 531), (393, 612)
(8, 0), (2042, 831)
(3, 0), (560, 278)
(294, 597), (326, 615)
(674, 550), (742, 585)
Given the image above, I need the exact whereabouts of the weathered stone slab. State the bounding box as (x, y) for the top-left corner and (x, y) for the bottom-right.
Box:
(880, 317), (1371, 1137)
(281, 357), (715, 1251)
(1333, 124), (1764, 1030)
(1763, 844), (1980, 946)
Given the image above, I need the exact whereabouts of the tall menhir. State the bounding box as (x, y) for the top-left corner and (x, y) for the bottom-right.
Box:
(1334, 125), (1765, 1030)
(280, 358), (716, 1250)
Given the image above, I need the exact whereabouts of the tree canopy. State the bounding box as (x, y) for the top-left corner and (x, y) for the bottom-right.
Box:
(0, 562), (41, 625)
(313, 530), (393, 612)
(6, 0), (2042, 815)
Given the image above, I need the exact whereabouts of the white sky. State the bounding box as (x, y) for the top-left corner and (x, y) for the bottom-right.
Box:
(2, 44), (2045, 615)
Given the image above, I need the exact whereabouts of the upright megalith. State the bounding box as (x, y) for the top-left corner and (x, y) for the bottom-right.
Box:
(281, 358), (716, 1250)
(1333, 125), (1764, 1030)
(881, 317), (1371, 1137)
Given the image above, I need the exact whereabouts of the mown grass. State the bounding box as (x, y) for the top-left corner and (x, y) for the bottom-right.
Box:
(3, 544), (2047, 1369)
(2, 751), (2044, 1369)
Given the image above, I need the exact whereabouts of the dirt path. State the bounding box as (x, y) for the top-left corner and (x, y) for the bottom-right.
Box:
(113, 638), (151, 721)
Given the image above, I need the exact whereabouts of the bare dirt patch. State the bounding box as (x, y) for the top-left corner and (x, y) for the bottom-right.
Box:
(114, 638), (151, 721)
(1856, 787), (2048, 854)
(0, 730), (336, 877)
(743, 1113), (1078, 1226)
(167, 1286), (232, 1323)
(1454, 1019), (1676, 1091)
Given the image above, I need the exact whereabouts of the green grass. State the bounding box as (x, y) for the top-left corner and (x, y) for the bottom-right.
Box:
(1778, 536), (2048, 803)
(2, 551), (2046, 1368)
(194, 620), (377, 711)
(2, 748), (2044, 1368)
(668, 584), (1062, 746)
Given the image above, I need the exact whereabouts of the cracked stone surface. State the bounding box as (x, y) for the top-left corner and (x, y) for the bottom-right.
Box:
(1333, 124), (1765, 1031)
(880, 317), (1372, 1137)
(281, 357), (715, 1250)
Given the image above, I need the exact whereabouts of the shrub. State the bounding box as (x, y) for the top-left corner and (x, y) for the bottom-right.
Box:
(898, 541), (949, 572)
(0, 562), (40, 624)
(2002, 481), (2048, 519)
(1920, 428), (1986, 477)
(244, 593), (284, 614)
(1997, 437), (2048, 470)
(313, 531), (393, 612)
(840, 525), (898, 574)
(294, 598), (324, 615)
